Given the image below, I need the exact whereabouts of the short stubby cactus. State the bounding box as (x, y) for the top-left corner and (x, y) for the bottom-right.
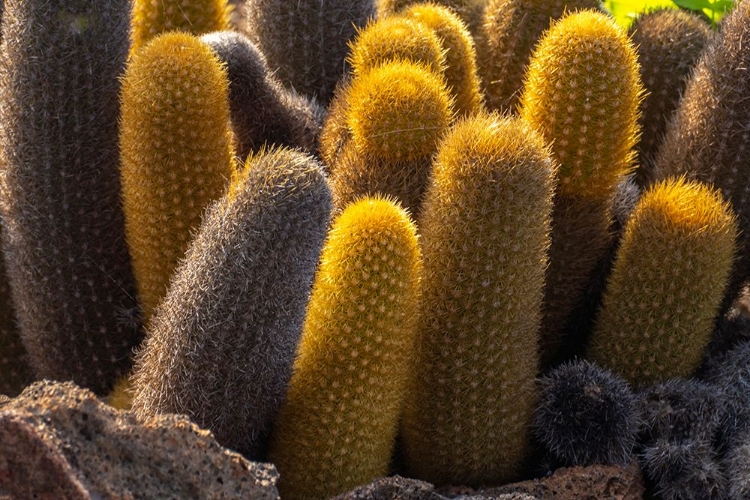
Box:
(519, 10), (643, 367)
(268, 196), (421, 500)
(628, 9), (711, 187)
(330, 60), (454, 215)
(401, 113), (555, 486)
(131, 0), (230, 52)
(477, 0), (600, 112)
(653, 0), (750, 313)
(402, 3), (483, 116)
(348, 16), (446, 77)
(131, 148), (332, 459)
(378, 0), (487, 35)
(0, 0), (142, 395)
(587, 178), (738, 387)
(244, 0), (376, 103)
(119, 32), (235, 323)
(534, 360), (639, 468)
(201, 31), (325, 161)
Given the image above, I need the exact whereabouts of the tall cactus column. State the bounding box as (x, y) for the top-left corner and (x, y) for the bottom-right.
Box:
(0, 0), (141, 395)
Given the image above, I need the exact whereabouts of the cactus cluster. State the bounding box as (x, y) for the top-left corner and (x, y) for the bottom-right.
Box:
(3, 0), (750, 497)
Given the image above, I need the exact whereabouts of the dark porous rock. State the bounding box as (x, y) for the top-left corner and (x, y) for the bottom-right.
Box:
(441, 462), (643, 500)
(0, 380), (279, 500)
(332, 475), (538, 500)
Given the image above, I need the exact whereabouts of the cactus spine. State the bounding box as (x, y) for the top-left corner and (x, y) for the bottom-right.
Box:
(629, 9), (711, 187)
(0, 0), (141, 395)
(330, 61), (454, 216)
(402, 3), (483, 116)
(244, 0), (376, 103)
(477, 0), (601, 112)
(401, 113), (554, 486)
(201, 31), (325, 161)
(268, 196), (421, 500)
(131, 148), (331, 458)
(587, 178), (737, 387)
(119, 32), (235, 323)
(131, 0), (230, 53)
(653, 0), (750, 313)
(519, 10), (643, 367)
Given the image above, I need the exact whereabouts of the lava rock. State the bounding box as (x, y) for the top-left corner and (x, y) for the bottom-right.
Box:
(0, 380), (279, 499)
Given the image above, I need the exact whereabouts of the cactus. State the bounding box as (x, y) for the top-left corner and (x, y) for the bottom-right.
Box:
(628, 9), (711, 187)
(477, 0), (600, 113)
(268, 196), (421, 500)
(131, 148), (331, 459)
(402, 3), (483, 116)
(0, 0), (141, 395)
(518, 10), (643, 367)
(401, 113), (554, 486)
(243, 0), (376, 103)
(131, 0), (230, 53)
(652, 0), (750, 314)
(119, 32), (235, 323)
(0, 242), (32, 397)
(587, 178), (737, 387)
(641, 439), (728, 500)
(725, 426), (750, 500)
(348, 16), (446, 77)
(200, 31), (325, 161)
(378, 0), (487, 36)
(330, 60), (454, 216)
(533, 360), (639, 468)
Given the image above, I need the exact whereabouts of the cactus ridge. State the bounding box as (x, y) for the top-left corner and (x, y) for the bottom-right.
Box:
(0, 0), (141, 395)
(131, 0), (230, 53)
(653, 0), (750, 313)
(402, 113), (554, 486)
(534, 360), (639, 468)
(402, 3), (483, 116)
(269, 195), (421, 500)
(201, 31), (325, 161)
(588, 178), (738, 387)
(629, 9), (711, 187)
(119, 31), (235, 323)
(131, 147), (332, 459)
(478, 0), (600, 112)
(244, 0), (376, 103)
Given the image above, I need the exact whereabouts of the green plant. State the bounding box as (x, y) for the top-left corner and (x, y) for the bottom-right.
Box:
(201, 31), (325, 161)
(131, 147), (332, 459)
(330, 60), (454, 216)
(518, 10), (643, 367)
(628, 8), (711, 187)
(131, 0), (230, 52)
(243, 0), (376, 103)
(603, 0), (733, 26)
(652, 0), (750, 314)
(0, 0), (141, 395)
(477, 0), (601, 113)
(401, 113), (554, 486)
(119, 32), (235, 323)
(587, 178), (738, 387)
(268, 196), (421, 500)
(402, 3), (484, 116)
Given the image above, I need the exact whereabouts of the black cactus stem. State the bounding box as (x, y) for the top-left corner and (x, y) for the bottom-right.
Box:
(0, 0), (142, 395)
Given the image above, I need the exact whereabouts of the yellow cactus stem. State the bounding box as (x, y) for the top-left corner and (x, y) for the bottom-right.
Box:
(119, 32), (235, 323)
(378, 0), (488, 35)
(348, 15), (447, 76)
(107, 376), (133, 410)
(402, 3), (484, 116)
(520, 10), (643, 199)
(588, 178), (738, 388)
(402, 113), (555, 486)
(269, 196), (422, 500)
(131, 0), (231, 53)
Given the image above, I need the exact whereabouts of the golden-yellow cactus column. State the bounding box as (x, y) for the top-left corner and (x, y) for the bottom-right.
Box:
(269, 196), (422, 500)
(519, 11), (642, 367)
(131, 0), (230, 52)
(402, 113), (555, 486)
(119, 32), (235, 322)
